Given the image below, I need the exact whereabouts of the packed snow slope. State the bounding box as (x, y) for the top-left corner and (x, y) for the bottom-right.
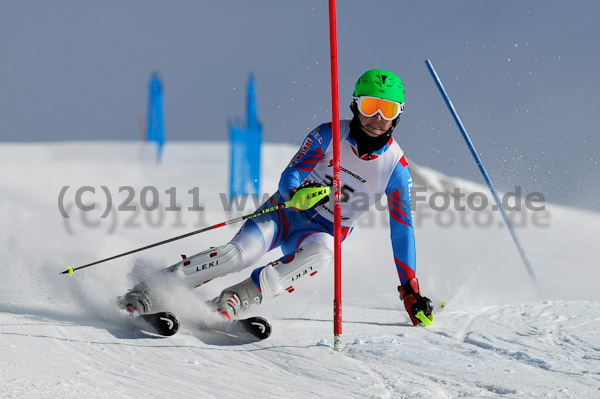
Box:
(1, 141), (599, 399)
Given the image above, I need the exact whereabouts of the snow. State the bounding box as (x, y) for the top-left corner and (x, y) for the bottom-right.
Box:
(1, 141), (599, 398)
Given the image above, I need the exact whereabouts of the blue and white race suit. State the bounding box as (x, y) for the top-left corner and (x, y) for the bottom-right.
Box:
(229, 120), (416, 287)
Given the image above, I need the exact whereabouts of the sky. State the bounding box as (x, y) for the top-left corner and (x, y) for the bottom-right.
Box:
(1, 1), (599, 211)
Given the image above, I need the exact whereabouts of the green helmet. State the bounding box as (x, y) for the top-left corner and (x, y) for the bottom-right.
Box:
(353, 69), (405, 104)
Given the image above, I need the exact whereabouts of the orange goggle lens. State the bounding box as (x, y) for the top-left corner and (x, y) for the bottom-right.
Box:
(354, 96), (404, 120)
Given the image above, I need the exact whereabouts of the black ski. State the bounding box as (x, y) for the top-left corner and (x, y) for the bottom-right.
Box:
(131, 311), (180, 337)
(236, 316), (272, 340)
(202, 316), (272, 341)
(128, 311), (270, 340)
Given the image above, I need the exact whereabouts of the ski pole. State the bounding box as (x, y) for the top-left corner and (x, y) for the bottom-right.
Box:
(425, 59), (537, 284)
(60, 186), (330, 276)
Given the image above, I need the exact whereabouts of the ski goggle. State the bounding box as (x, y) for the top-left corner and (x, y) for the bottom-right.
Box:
(353, 96), (404, 121)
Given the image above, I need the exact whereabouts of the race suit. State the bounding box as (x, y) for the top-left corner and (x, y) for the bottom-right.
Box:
(230, 120), (416, 287)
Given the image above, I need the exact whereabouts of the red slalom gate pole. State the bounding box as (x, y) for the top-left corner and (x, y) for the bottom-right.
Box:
(328, 0), (343, 352)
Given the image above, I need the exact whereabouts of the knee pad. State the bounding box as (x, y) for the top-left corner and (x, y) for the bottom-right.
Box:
(254, 244), (334, 302)
(165, 243), (244, 288)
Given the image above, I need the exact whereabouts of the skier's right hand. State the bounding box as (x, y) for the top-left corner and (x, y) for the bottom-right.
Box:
(398, 277), (433, 326)
(288, 181), (330, 210)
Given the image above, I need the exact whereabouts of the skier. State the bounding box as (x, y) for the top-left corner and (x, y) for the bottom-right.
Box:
(120, 69), (433, 326)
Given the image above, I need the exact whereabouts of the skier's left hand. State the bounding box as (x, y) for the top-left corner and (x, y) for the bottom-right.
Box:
(398, 277), (433, 326)
(288, 181), (330, 210)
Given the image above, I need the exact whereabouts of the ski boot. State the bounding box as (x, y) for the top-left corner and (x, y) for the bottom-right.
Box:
(118, 284), (152, 314)
(211, 277), (262, 319)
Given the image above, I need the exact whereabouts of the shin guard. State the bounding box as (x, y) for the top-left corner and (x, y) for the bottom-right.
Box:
(253, 244), (334, 302)
(165, 243), (244, 288)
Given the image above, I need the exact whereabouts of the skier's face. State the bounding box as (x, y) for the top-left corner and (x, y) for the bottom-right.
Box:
(358, 112), (393, 137)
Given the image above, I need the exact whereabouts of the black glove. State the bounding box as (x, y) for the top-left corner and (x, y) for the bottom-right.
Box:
(398, 277), (433, 326)
(288, 180), (330, 210)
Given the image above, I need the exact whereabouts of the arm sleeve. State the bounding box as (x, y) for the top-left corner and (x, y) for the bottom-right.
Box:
(385, 157), (416, 285)
(278, 124), (332, 201)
